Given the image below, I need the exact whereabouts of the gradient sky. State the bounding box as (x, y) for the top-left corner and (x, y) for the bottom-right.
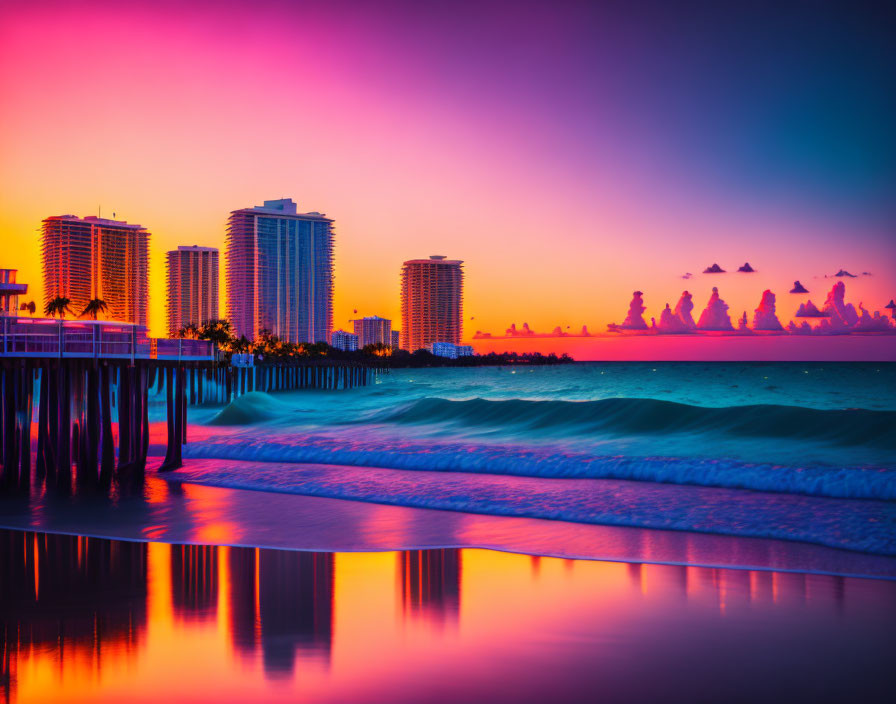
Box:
(1, 0), (894, 339)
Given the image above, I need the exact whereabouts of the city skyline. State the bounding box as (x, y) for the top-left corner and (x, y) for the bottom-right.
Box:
(14, 204), (894, 351)
(1, 0), (893, 348)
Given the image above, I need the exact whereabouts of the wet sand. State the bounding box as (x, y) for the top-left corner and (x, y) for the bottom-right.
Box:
(1, 527), (893, 704)
(1, 473), (894, 579)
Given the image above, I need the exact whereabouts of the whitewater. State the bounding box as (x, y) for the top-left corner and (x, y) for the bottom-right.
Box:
(169, 363), (896, 555)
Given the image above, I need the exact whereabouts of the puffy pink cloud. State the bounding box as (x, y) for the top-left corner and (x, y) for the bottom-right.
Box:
(657, 303), (689, 333)
(752, 289), (784, 331)
(697, 287), (734, 331)
(673, 290), (697, 330)
(795, 300), (828, 317)
(619, 290), (649, 330)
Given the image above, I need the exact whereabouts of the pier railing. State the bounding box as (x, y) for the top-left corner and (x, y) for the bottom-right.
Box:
(0, 317), (216, 361)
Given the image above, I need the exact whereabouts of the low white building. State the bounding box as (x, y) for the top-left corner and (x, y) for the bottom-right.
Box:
(427, 341), (474, 359)
(332, 329), (359, 351)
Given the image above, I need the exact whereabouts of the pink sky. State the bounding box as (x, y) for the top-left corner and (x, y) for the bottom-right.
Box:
(1, 1), (893, 352)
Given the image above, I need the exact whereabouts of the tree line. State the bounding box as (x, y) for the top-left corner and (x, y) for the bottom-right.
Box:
(174, 320), (574, 366)
(17, 302), (575, 366)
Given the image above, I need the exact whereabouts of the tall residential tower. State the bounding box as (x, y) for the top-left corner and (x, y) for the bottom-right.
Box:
(352, 315), (392, 348)
(226, 199), (334, 344)
(166, 245), (219, 336)
(41, 215), (150, 325)
(400, 255), (463, 352)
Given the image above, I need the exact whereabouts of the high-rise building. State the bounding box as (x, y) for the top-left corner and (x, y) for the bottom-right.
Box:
(390, 329), (400, 349)
(400, 255), (463, 352)
(352, 315), (391, 348)
(226, 199), (334, 344)
(41, 215), (150, 325)
(331, 329), (359, 351)
(166, 245), (219, 336)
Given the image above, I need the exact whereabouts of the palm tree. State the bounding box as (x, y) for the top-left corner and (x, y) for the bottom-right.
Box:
(176, 323), (200, 339)
(81, 298), (109, 320)
(198, 319), (234, 348)
(19, 300), (36, 316)
(231, 335), (252, 354)
(362, 342), (393, 357)
(45, 296), (73, 319)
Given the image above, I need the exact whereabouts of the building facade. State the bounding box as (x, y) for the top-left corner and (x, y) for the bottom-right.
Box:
(352, 315), (391, 348)
(166, 246), (219, 336)
(0, 269), (28, 316)
(41, 215), (150, 325)
(390, 329), (400, 349)
(400, 255), (463, 352)
(331, 329), (359, 351)
(226, 199), (333, 344)
(427, 342), (474, 359)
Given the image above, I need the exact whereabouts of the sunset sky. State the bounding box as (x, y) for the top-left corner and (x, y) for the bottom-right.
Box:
(1, 0), (893, 340)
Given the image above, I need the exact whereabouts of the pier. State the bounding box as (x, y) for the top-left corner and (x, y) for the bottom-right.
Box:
(0, 318), (376, 493)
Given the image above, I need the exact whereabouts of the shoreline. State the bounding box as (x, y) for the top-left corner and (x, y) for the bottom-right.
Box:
(3, 473), (895, 580)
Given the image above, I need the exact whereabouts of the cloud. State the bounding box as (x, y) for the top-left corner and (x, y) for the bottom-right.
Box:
(752, 290), (784, 331)
(673, 291), (697, 330)
(702, 263), (726, 274)
(657, 303), (688, 333)
(794, 301), (828, 318)
(833, 269), (857, 278)
(789, 281), (809, 294)
(854, 306), (893, 331)
(697, 287), (734, 331)
(736, 262), (756, 273)
(619, 291), (648, 330)
(795, 283), (894, 334)
(681, 272), (693, 280)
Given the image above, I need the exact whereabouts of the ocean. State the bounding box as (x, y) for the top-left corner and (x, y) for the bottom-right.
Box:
(3, 362), (894, 703)
(170, 362), (896, 555)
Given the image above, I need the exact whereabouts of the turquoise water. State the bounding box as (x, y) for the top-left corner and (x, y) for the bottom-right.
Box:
(174, 363), (896, 554)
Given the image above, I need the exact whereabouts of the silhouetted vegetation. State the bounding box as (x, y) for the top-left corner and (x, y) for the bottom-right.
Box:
(81, 298), (109, 320)
(173, 320), (574, 365)
(44, 296), (73, 318)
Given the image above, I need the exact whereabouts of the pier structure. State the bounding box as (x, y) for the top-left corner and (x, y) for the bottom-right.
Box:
(0, 318), (376, 493)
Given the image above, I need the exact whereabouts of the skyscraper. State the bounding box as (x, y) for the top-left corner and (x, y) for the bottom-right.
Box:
(226, 199), (334, 344)
(400, 255), (463, 352)
(41, 215), (150, 325)
(166, 245), (219, 336)
(352, 315), (391, 348)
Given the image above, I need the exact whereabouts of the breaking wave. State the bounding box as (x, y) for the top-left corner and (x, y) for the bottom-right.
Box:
(182, 432), (896, 500)
(366, 397), (896, 449)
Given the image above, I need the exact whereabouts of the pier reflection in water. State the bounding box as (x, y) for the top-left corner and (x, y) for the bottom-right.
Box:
(1, 529), (893, 704)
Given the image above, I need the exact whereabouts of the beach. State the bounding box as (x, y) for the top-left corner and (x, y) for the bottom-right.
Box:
(1, 362), (895, 702)
(2, 522), (894, 703)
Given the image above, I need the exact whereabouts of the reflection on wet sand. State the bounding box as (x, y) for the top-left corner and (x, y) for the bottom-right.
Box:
(0, 530), (147, 704)
(399, 549), (462, 627)
(1, 529), (892, 704)
(171, 545), (218, 622)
